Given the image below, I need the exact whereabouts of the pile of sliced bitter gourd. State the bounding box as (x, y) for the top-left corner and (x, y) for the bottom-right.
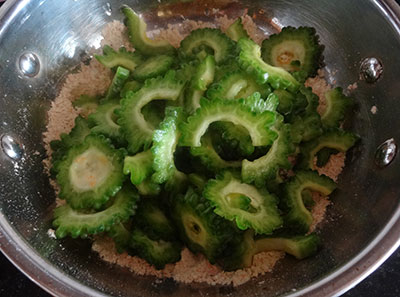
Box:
(50, 5), (359, 271)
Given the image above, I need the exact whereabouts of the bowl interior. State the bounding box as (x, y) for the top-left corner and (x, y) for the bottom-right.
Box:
(1, 0), (400, 296)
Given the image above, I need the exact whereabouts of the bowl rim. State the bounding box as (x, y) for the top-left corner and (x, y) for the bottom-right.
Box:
(0, 0), (400, 296)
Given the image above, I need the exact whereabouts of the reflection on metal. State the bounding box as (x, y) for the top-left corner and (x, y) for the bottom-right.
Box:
(18, 52), (40, 77)
(0, 134), (24, 160)
(360, 57), (383, 83)
(375, 138), (397, 167)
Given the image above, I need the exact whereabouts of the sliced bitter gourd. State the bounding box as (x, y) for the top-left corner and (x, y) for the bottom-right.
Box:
(321, 87), (353, 128)
(108, 222), (133, 253)
(123, 150), (153, 185)
(73, 94), (100, 117)
(219, 230), (321, 271)
(179, 28), (235, 64)
(120, 80), (142, 98)
(118, 73), (184, 153)
(104, 66), (130, 101)
(298, 128), (359, 169)
(179, 98), (277, 148)
(136, 177), (161, 196)
(185, 55), (215, 113)
(133, 55), (175, 81)
(261, 26), (324, 81)
(151, 107), (184, 184)
(242, 116), (295, 187)
(204, 171), (282, 234)
(88, 101), (124, 144)
(53, 184), (138, 238)
(171, 187), (238, 263)
(57, 135), (126, 210)
(226, 18), (249, 42)
(190, 132), (242, 171)
(316, 147), (339, 167)
(237, 38), (300, 92)
(121, 5), (175, 56)
(213, 122), (254, 157)
(95, 45), (143, 71)
(206, 71), (271, 101)
(133, 196), (177, 241)
(129, 228), (182, 269)
(282, 170), (336, 233)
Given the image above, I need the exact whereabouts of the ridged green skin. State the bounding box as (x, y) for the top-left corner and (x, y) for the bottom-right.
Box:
(130, 228), (182, 269)
(179, 98), (277, 148)
(151, 107), (183, 184)
(206, 70), (271, 101)
(123, 150), (154, 185)
(242, 116), (295, 187)
(121, 6), (175, 56)
(57, 135), (126, 210)
(53, 185), (138, 238)
(237, 38), (300, 92)
(219, 231), (321, 271)
(95, 45), (143, 71)
(204, 171), (282, 234)
(298, 128), (359, 170)
(273, 89), (295, 115)
(72, 95), (100, 117)
(88, 101), (124, 144)
(133, 55), (175, 81)
(108, 222), (133, 253)
(226, 18), (249, 42)
(117, 73), (184, 153)
(133, 197), (177, 241)
(179, 28), (235, 64)
(322, 87), (353, 128)
(171, 187), (238, 263)
(51, 116), (91, 175)
(104, 66), (130, 101)
(190, 133), (242, 171)
(282, 170), (336, 233)
(261, 26), (324, 82)
(120, 80), (142, 98)
(185, 55), (215, 113)
(187, 173), (207, 190)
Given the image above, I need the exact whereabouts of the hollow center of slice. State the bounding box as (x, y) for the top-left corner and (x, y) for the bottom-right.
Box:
(70, 147), (113, 192)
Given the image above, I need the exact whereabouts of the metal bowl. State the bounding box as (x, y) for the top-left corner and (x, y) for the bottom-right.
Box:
(1, 0), (400, 296)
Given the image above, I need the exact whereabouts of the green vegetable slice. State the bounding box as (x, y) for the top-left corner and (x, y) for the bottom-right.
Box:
(190, 133), (242, 171)
(136, 178), (161, 196)
(171, 187), (238, 263)
(123, 150), (154, 185)
(237, 38), (300, 92)
(179, 28), (235, 64)
(179, 98), (277, 148)
(282, 170), (336, 233)
(88, 101), (123, 144)
(185, 55), (215, 113)
(120, 80), (142, 98)
(226, 18), (249, 42)
(133, 55), (175, 81)
(57, 135), (126, 210)
(104, 66), (130, 101)
(133, 196), (177, 241)
(206, 70), (271, 101)
(72, 94), (100, 117)
(129, 228), (182, 269)
(261, 26), (324, 81)
(298, 128), (359, 169)
(95, 45), (143, 71)
(121, 5), (175, 56)
(321, 87), (353, 128)
(151, 107), (184, 184)
(242, 116), (295, 187)
(118, 72), (184, 153)
(53, 184), (138, 238)
(108, 222), (133, 253)
(219, 230), (321, 271)
(204, 171), (282, 234)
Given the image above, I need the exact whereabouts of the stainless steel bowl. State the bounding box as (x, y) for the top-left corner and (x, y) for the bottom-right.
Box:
(1, 0), (400, 296)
